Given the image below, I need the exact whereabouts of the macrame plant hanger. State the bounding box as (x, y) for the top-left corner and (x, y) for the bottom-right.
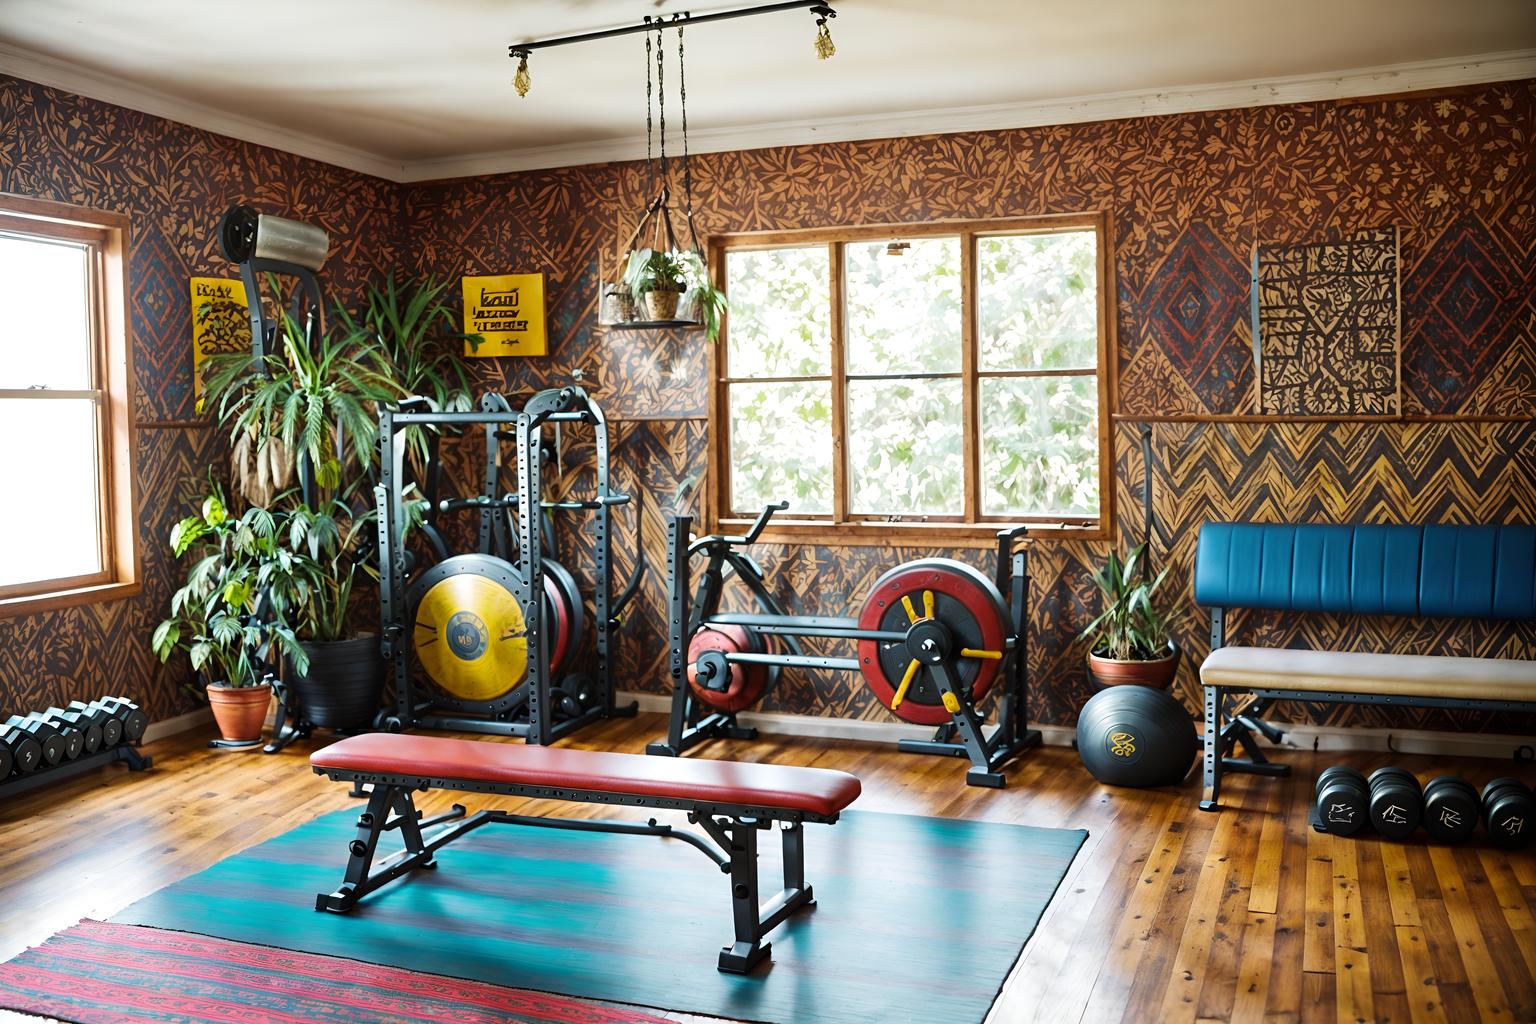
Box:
(605, 15), (705, 329)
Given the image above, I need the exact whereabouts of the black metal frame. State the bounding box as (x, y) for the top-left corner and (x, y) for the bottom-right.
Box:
(647, 506), (1040, 787)
(0, 742), (151, 800)
(311, 764), (830, 973)
(375, 386), (639, 744)
(1198, 608), (1536, 810)
(508, 1), (832, 54)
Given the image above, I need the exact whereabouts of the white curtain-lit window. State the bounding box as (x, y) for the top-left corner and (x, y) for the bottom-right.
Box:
(0, 230), (108, 591)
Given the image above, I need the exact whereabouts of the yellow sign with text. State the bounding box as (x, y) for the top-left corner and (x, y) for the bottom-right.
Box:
(190, 277), (252, 409)
(462, 273), (547, 357)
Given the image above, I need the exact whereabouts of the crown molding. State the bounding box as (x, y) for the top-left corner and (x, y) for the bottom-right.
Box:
(0, 42), (405, 181)
(4, 41), (1532, 186)
(401, 48), (1536, 182)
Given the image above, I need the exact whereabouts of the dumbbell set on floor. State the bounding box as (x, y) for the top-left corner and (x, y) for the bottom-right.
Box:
(1313, 765), (1533, 848)
(1, 697), (149, 782)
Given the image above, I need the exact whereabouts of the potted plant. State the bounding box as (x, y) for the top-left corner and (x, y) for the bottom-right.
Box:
(201, 310), (400, 504)
(280, 498), (386, 730)
(622, 246), (727, 338)
(152, 489), (311, 744)
(1079, 543), (1181, 688)
(333, 274), (483, 479)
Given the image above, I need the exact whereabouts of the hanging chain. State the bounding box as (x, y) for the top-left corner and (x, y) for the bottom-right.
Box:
(677, 15), (699, 256)
(644, 19), (655, 199)
(655, 20), (668, 188)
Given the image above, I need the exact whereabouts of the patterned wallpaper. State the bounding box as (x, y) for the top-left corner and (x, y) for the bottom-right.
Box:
(1, 72), (1532, 733)
(402, 80), (1536, 731)
(0, 75), (405, 723)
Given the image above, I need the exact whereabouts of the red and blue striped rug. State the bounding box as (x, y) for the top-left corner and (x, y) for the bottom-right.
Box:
(0, 919), (669, 1024)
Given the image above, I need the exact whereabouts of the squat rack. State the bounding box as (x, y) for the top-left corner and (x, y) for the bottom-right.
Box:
(375, 385), (639, 744)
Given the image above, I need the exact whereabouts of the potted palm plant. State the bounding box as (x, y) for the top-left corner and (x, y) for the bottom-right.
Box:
(622, 246), (727, 338)
(281, 498), (385, 730)
(334, 274), (483, 479)
(152, 489), (310, 744)
(1079, 543), (1181, 688)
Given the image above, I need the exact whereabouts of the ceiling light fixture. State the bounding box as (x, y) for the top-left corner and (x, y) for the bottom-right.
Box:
(506, 0), (838, 98)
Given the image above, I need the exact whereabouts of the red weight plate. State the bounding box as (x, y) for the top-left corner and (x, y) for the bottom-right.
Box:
(686, 624), (769, 713)
(543, 574), (569, 674)
(856, 558), (1011, 725)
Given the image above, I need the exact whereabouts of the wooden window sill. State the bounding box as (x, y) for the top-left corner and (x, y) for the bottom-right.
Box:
(0, 579), (142, 619)
(711, 518), (1106, 549)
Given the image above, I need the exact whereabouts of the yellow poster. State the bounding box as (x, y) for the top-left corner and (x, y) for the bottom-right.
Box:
(190, 277), (251, 409)
(462, 273), (547, 357)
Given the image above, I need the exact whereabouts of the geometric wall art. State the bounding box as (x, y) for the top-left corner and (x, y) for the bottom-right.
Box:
(1254, 226), (1400, 416)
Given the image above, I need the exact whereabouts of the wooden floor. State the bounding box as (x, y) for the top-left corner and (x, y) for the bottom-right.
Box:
(2, 714), (1534, 1024)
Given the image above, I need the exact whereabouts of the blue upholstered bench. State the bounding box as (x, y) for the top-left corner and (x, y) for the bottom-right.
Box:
(1193, 522), (1536, 811)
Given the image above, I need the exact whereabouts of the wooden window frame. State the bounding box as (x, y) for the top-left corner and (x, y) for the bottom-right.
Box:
(0, 192), (139, 616)
(706, 212), (1116, 549)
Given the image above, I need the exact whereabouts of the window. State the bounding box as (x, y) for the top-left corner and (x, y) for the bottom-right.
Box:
(0, 193), (137, 613)
(709, 214), (1112, 545)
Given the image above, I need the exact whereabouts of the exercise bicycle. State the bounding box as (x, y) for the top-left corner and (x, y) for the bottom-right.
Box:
(647, 503), (1042, 787)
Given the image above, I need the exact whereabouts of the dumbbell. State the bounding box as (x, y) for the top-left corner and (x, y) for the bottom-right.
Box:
(45, 707), (103, 754)
(67, 700), (124, 747)
(1422, 776), (1480, 844)
(17, 712), (84, 761)
(3, 715), (65, 766)
(98, 697), (148, 743)
(1314, 765), (1370, 836)
(1482, 778), (1535, 850)
(0, 724), (44, 774)
(1368, 766), (1424, 840)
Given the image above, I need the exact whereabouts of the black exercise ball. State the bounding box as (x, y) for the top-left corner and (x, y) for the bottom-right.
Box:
(1076, 685), (1197, 787)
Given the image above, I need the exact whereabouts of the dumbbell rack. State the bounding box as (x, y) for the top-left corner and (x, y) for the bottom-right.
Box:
(1, 698), (152, 800)
(0, 743), (151, 800)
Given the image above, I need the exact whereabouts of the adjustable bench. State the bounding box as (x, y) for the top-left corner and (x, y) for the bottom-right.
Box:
(309, 734), (861, 972)
(1194, 522), (1536, 810)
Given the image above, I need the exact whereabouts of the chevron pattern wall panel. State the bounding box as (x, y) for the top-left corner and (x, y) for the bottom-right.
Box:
(0, 76), (404, 723)
(403, 79), (1535, 732)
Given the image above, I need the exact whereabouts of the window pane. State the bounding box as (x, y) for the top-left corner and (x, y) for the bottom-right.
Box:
(729, 381), (833, 515)
(845, 237), (961, 375)
(0, 398), (102, 585)
(980, 376), (1099, 517)
(0, 234), (93, 389)
(848, 379), (962, 515)
(978, 231), (1097, 370)
(726, 247), (831, 377)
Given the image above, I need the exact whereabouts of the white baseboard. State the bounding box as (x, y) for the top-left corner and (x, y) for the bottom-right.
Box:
(143, 707), (212, 743)
(619, 691), (1531, 761)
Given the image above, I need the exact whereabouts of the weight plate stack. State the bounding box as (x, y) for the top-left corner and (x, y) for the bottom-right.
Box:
(856, 558), (1011, 726)
(1314, 765), (1370, 836)
(1368, 766), (1423, 841)
(1482, 778), (1535, 850)
(543, 559), (587, 676)
(1421, 776), (1480, 844)
(687, 624), (770, 713)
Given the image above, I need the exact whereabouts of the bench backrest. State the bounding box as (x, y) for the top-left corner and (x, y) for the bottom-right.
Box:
(1194, 522), (1536, 620)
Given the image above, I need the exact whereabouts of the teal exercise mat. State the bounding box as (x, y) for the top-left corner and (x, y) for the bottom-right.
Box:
(114, 807), (1087, 1024)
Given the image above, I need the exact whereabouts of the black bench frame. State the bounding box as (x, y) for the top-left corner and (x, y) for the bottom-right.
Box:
(311, 763), (836, 973)
(1199, 607), (1536, 810)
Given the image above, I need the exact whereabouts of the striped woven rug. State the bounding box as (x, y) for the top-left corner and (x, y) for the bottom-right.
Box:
(0, 920), (669, 1024)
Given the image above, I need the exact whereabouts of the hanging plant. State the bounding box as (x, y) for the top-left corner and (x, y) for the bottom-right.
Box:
(621, 247), (726, 337)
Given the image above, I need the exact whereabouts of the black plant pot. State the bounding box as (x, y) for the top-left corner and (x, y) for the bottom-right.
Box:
(291, 636), (385, 731)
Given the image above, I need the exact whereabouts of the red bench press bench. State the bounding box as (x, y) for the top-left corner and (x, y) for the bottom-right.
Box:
(310, 733), (862, 973)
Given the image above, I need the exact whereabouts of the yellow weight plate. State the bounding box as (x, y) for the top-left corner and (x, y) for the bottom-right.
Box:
(413, 573), (528, 701)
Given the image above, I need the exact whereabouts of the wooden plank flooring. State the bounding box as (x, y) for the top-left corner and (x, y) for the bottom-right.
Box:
(1, 715), (1534, 1023)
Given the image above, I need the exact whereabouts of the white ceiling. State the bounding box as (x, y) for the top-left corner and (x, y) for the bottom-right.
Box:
(1, 0), (1533, 182)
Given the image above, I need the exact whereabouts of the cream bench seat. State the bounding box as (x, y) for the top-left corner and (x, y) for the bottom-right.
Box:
(1194, 521), (1536, 811)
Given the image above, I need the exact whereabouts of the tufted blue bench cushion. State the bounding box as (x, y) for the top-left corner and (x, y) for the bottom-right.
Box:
(1194, 522), (1536, 621)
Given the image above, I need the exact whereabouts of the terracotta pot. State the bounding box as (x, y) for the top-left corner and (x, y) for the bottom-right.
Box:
(645, 288), (682, 320)
(1087, 641), (1181, 689)
(206, 682), (272, 743)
